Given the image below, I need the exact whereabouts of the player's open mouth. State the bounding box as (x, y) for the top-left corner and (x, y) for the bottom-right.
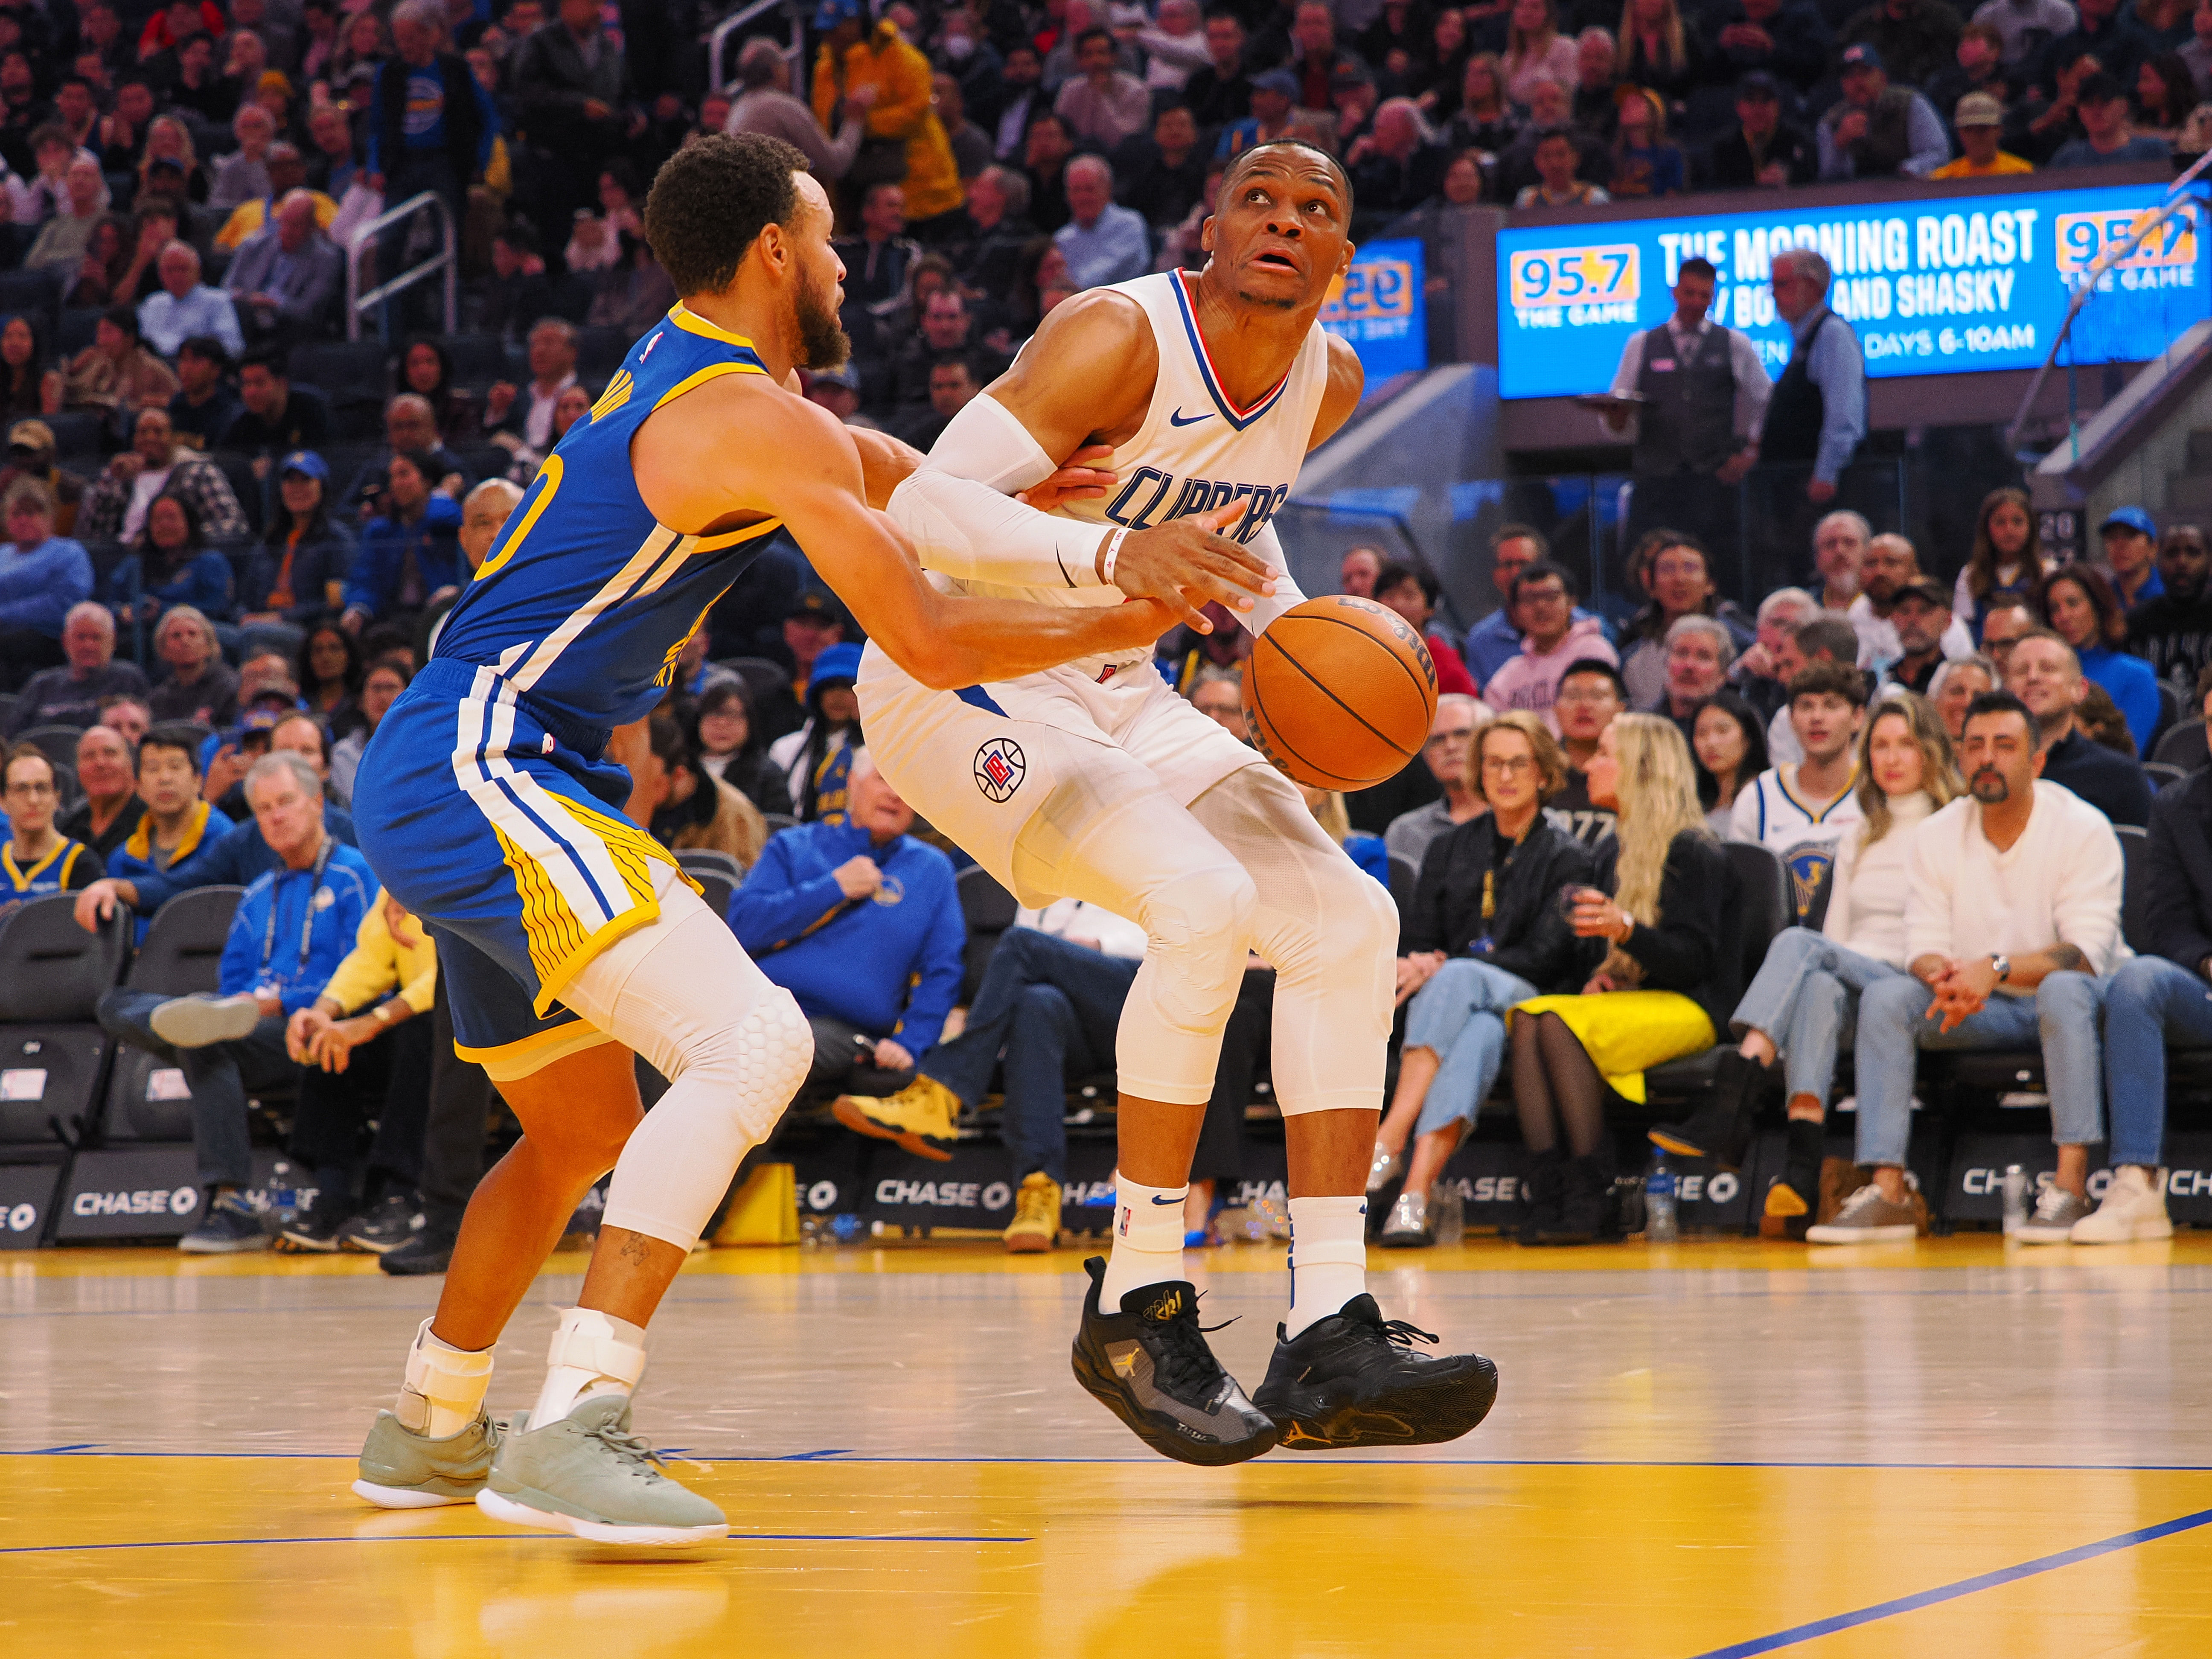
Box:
(1252, 249), (1301, 274)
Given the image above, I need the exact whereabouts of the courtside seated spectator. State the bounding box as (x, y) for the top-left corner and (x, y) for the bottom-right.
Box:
(630, 713), (767, 870)
(1730, 588), (1817, 726)
(1764, 610), (1862, 764)
(689, 681), (796, 820)
(0, 478), (93, 688)
(138, 239), (245, 359)
(1383, 693), (1488, 871)
(1692, 692), (1768, 834)
(1619, 534), (1755, 707)
(1651, 614), (1735, 745)
(77, 407), (250, 547)
(1930, 654), (1998, 741)
(58, 723), (146, 861)
(728, 751), (964, 1099)
(9, 600), (147, 731)
(0, 743), (104, 917)
(1374, 559), (1479, 696)
(74, 722), (233, 941)
(147, 605), (239, 727)
(153, 715), (357, 901)
(767, 641), (864, 821)
(1817, 693), (2121, 1244)
(1549, 658), (1627, 846)
(1461, 525), (1560, 687)
(1729, 661), (1866, 923)
(2003, 631), (2153, 828)
(1481, 560), (1618, 733)
(339, 451), (462, 633)
(96, 750), (374, 1253)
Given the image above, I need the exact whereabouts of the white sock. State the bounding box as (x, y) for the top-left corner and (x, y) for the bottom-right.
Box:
(530, 1307), (649, 1424)
(1100, 1174), (1187, 1307)
(1286, 1196), (1368, 1338)
(395, 1318), (492, 1439)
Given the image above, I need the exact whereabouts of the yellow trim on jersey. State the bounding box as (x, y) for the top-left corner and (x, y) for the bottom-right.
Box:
(2, 838), (75, 892)
(476, 454), (563, 582)
(455, 1019), (619, 1082)
(590, 370), (634, 419)
(690, 517), (786, 554)
(652, 360), (767, 411)
(1775, 764), (1860, 823)
(666, 303), (760, 348)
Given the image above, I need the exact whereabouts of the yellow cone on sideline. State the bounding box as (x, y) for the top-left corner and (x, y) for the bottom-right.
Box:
(713, 1163), (800, 1246)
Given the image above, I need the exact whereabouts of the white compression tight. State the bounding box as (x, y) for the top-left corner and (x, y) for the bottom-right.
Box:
(560, 865), (813, 1252)
(1015, 764), (1398, 1112)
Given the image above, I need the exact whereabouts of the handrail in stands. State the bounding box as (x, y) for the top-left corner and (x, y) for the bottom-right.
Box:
(342, 190), (458, 342)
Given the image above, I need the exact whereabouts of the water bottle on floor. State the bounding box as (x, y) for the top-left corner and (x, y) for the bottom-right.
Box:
(1432, 1183), (1464, 1245)
(266, 1160), (298, 1228)
(1645, 1154), (1678, 1243)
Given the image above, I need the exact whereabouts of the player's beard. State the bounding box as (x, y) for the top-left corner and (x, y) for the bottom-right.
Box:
(793, 274), (851, 371)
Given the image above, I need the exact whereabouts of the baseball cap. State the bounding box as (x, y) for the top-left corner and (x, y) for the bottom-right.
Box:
(1328, 63), (1373, 92)
(2102, 506), (2157, 538)
(1251, 68), (1300, 100)
(1953, 91), (2003, 128)
(278, 448), (328, 482)
(7, 418), (54, 455)
(810, 642), (864, 687)
(808, 362), (861, 393)
(1736, 70), (1782, 101)
(787, 588), (846, 627)
(1839, 43), (1884, 72)
(811, 0), (861, 28)
(1891, 577), (1950, 609)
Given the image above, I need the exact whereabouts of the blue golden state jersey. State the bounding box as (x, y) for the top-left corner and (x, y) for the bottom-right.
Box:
(433, 303), (784, 731)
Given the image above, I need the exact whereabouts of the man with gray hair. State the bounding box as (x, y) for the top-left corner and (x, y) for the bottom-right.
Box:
(368, 0), (495, 334)
(1383, 693), (1489, 871)
(139, 241), (247, 358)
(1347, 97), (1447, 236)
(1053, 153), (1150, 287)
(959, 165), (1038, 297)
(1758, 244), (1865, 504)
(1732, 585), (1817, 725)
(7, 599), (147, 733)
(224, 186), (345, 344)
(725, 36), (863, 179)
(1653, 612), (1736, 740)
(94, 748), (378, 1253)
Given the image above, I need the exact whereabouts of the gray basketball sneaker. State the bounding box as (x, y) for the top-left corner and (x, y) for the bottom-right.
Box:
(474, 1397), (728, 1547)
(352, 1409), (501, 1508)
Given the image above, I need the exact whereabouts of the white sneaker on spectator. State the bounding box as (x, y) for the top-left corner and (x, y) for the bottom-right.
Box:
(2069, 1167), (2173, 1244)
(1804, 1182), (1919, 1244)
(2013, 1184), (2094, 1243)
(151, 992), (262, 1048)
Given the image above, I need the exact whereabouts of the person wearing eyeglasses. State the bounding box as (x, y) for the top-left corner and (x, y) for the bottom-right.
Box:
(0, 744), (105, 920)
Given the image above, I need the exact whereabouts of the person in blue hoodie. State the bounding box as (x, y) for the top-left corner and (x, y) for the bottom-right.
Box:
(71, 722), (233, 943)
(727, 749), (965, 1124)
(338, 448), (463, 634)
(95, 748), (375, 1252)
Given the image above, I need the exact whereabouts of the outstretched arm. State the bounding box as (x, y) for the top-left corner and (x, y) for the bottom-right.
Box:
(633, 379), (1179, 690)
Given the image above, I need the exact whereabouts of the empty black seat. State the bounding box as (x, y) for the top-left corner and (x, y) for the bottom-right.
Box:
(0, 896), (131, 1151)
(1643, 842), (1790, 1107)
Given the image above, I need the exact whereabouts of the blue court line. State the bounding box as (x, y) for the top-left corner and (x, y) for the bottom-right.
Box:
(1684, 1506), (2212, 1659)
(0, 1530), (1034, 1557)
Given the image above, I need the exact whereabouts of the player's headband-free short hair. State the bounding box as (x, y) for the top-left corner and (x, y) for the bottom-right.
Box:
(1221, 137), (1355, 215)
(644, 132), (812, 300)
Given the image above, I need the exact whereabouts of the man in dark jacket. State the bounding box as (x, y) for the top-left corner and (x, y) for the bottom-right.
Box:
(507, 0), (636, 258)
(1707, 72), (1817, 188)
(2127, 524), (2212, 689)
(2007, 631), (2154, 827)
(369, 1), (493, 323)
(1838, 0), (1965, 89)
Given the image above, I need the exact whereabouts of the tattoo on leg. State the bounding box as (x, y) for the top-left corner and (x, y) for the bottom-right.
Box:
(618, 1228), (652, 1266)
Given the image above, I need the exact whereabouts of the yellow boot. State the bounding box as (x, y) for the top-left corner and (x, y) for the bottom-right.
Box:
(1002, 1171), (1062, 1253)
(832, 1074), (960, 1161)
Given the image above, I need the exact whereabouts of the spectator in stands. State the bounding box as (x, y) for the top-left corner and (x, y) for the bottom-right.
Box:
(423, 475), (520, 657)
(1760, 248), (1866, 506)
(1571, 30), (1621, 138)
(888, 289), (992, 410)
(2051, 66), (2174, 157)
(238, 451), (350, 639)
(690, 680), (795, 818)
(342, 395), (466, 518)
(210, 103), (278, 214)
(629, 712), (767, 869)
(1053, 154), (1150, 288)
(65, 213), (141, 309)
(507, 0), (634, 247)
(898, 352), (984, 448)
(957, 165), (1038, 298)
(2036, 564), (2160, 751)
(9, 600), (146, 731)
(2099, 505), (2163, 608)
(1618, 534), (1754, 707)
(2125, 522), (2212, 687)
(166, 336), (239, 452)
(2077, 680), (2137, 754)
(1114, 102), (1208, 232)
(272, 887), (439, 1253)
(1821, 43), (1953, 180)
(1483, 561), (1619, 732)
(0, 743), (103, 915)
(1185, 11), (1254, 130)
(1444, 54), (1521, 152)
(1616, 0), (1705, 105)
(47, 305), (178, 434)
(1972, 0), (2077, 67)
(146, 604), (236, 727)
(0, 477), (93, 688)
(480, 222), (557, 345)
(110, 492), (232, 636)
(1384, 693), (1490, 870)
(207, 707), (345, 824)
(1877, 576), (1959, 694)
(340, 451), (462, 633)
(1691, 690), (1768, 835)
(811, 0), (964, 233)
(1502, 0), (1580, 103)
(97, 749), (375, 1252)
(989, 42), (1049, 164)
(23, 152), (108, 273)
(1955, 485), (2055, 634)
(1840, 0), (1968, 87)
(768, 639), (864, 821)
(226, 351), (331, 469)
(138, 241), (246, 360)
(1379, 711), (1593, 1244)
(1550, 657), (1626, 844)
(57, 722), (144, 860)
(1819, 691), (2119, 1243)
(73, 724), (229, 939)
(1057, 25), (1151, 148)
(1607, 87), (1686, 198)
(483, 318), (579, 458)
(0, 322), (47, 421)
(224, 188), (344, 344)
(731, 748), (963, 1100)
(1712, 0), (1833, 90)
(2183, 2), (2212, 93)
(1217, 69), (1304, 163)
(1374, 559), (1481, 696)
(1933, 89), (2036, 171)
(726, 37), (863, 181)
(1652, 614), (1738, 747)
(1930, 652), (1999, 739)
(1512, 714), (1737, 1243)
(1347, 97), (1449, 231)
(1463, 526), (1600, 685)
(1515, 124), (1612, 204)
(1930, 19), (2018, 119)
(1188, 667), (1247, 736)
(1730, 661), (1868, 923)
(0, 422), (83, 538)
(1732, 587), (1818, 725)
(2004, 629), (2154, 824)
(393, 341), (475, 449)
(79, 408), (247, 548)
(1341, 544), (1384, 600)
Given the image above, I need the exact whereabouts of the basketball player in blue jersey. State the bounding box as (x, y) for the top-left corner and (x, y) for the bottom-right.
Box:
(849, 139), (1498, 1465)
(345, 135), (1272, 1546)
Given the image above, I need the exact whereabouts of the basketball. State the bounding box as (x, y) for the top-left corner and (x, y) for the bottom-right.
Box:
(1244, 595), (1439, 791)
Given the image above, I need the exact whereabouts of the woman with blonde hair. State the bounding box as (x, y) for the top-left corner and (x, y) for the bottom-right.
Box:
(137, 116), (205, 204)
(1651, 693), (1961, 1234)
(1501, 0), (1578, 105)
(1372, 710), (1595, 1246)
(1615, 0), (1700, 102)
(1511, 713), (1737, 1243)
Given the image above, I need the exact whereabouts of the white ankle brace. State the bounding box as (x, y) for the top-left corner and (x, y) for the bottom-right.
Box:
(396, 1318), (493, 1438)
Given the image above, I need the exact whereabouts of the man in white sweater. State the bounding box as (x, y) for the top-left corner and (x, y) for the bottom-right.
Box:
(1813, 691), (2123, 1243)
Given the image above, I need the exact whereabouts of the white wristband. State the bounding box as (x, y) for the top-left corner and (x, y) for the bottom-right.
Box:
(1100, 527), (1130, 588)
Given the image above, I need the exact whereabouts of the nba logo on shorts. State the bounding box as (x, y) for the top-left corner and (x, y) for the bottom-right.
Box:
(973, 738), (1026, 803)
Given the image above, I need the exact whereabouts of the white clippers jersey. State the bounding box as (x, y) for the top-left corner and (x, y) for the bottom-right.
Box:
(939, 269), (1331, 676)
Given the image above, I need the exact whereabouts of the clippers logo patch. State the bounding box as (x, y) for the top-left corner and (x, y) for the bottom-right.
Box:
(974, 738), (1027, 803)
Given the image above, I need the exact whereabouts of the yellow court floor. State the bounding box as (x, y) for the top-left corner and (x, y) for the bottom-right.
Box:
(6, 1237), (2212, 1659)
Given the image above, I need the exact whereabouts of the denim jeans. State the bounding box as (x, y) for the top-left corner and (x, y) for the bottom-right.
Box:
(1853, 971), (2104, 1167)
(2100, 955), (2212, 1167)
(922, 928), (1138, 1185)
(1727, 926), (1906, 1104)
(98, 989), (300, 1190)
(1402, 958), (1537, 1136)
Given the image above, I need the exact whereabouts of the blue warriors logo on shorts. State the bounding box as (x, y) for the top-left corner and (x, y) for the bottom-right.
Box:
(974, 738), (1026, 803)
(1787, 847), (1835, 924)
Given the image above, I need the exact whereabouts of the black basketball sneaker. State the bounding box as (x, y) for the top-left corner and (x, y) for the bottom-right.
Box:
(1070, 1257), (1278, 1467)
(1254, 1295), (1499, 1450)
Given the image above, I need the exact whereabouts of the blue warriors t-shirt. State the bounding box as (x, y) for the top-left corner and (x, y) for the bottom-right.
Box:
(403, 68), (447, 148)
(432, 304), (785, 733)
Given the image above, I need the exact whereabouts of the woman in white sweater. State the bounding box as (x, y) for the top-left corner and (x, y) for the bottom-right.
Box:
(1649, 692), (1961, 1234)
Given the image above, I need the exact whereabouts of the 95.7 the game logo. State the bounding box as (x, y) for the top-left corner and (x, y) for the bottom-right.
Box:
(1508, 244), (1642, 314)
(2055, 204), (2200, 293)
(1320, 256), (1418, 338)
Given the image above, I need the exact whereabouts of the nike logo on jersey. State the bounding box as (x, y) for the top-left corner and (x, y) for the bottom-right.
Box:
(1168, 407), (1216, 427)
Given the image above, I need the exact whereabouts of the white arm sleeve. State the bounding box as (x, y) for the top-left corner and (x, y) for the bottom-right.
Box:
(885, 392), (1112, 589)
(1237, 522), (1307, 636)
(923, 391), (1059, 493)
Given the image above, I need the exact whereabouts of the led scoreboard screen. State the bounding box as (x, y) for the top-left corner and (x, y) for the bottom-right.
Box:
(1321, 237), (1428, 381)
(1495, 180), (2206, 399)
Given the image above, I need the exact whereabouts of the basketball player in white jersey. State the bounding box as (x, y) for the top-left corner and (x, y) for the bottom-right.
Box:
(845, 140), (1498, 1463)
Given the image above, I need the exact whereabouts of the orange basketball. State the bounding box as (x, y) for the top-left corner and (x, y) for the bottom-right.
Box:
(1244, 595), (1438, 791)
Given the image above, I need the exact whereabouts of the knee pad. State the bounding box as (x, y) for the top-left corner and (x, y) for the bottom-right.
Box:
(703, 986), (814, 1146)
(1138, 862), (1256, 1018)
